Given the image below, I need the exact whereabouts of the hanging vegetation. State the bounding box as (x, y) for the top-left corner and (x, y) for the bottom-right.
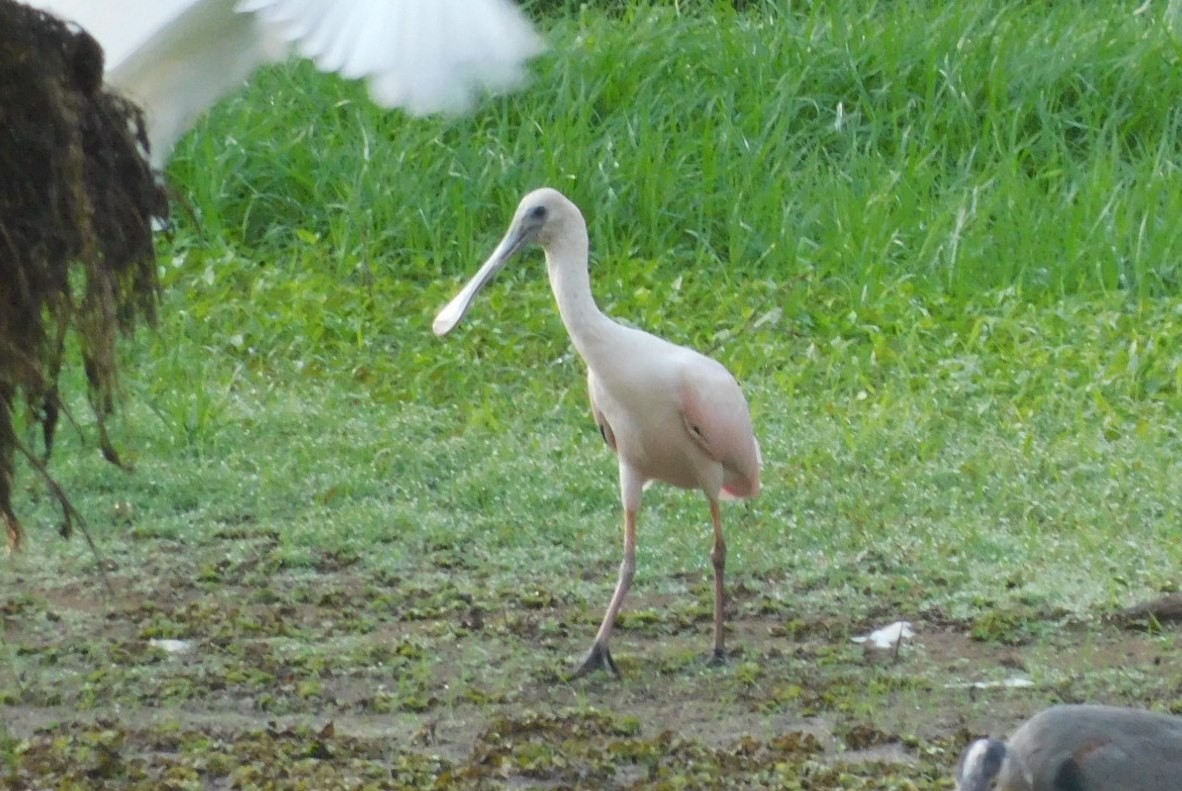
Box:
(0, 0), (167, 550)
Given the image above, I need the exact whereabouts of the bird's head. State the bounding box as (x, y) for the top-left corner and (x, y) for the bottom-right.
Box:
(507, 187), (581, 247)
(433, 188), (583, 336)
(955, 738), (1031, 791)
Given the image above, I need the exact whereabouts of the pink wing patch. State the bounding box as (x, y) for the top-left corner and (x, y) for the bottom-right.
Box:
(679, 360), (760, 500)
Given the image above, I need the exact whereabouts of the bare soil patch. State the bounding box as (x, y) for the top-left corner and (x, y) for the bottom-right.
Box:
(3, 535), (1179, 788)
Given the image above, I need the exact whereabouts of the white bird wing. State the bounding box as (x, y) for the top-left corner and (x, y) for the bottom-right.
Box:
(21, 0), (220, 71)
(238, 0), (545, 115)
(25, 0), (543, 167)
(25, 0), (279, 166)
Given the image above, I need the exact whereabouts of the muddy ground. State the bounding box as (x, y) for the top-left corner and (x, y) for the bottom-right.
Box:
(3, 528), (1180, 789)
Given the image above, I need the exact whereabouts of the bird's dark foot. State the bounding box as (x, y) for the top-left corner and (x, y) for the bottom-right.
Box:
(570, 642), (620, 680)
(706, 647), (727, 667)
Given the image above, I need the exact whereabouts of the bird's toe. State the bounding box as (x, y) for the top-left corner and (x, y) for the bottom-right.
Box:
(570, 642), (620, 680)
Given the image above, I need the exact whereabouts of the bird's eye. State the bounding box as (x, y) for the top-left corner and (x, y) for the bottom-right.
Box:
(529, 205), (548, 221)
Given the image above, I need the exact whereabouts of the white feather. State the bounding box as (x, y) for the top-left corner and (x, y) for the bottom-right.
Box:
(23, 0), (544, 165)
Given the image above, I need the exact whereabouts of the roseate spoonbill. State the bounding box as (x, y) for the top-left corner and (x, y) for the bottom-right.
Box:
(434, 188), (761, 678)
(25, 0), (544, 166)
(955, 704), (1182, 791)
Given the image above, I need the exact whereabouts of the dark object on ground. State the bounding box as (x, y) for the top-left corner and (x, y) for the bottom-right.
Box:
(0, 0), (166, 550)
(955, 704), (1182, 791)
(1115, 591), (1182, 625)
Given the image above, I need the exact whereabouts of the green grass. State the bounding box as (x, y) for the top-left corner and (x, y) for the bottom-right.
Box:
(97, 0), (1180, 604)
(7, 1), (1182, 783)
(18, 0), (1182, 601)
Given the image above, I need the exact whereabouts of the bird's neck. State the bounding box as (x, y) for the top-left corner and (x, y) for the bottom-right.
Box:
(544, 232), (618, 362)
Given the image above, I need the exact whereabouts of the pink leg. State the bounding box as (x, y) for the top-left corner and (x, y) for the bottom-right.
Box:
(571, 463), (644, 679)
(571, 507), (636, 678)
(708, 498), (727, 664)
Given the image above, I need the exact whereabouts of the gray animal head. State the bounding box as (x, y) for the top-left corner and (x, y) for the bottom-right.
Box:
(956, 737), (1032, 791)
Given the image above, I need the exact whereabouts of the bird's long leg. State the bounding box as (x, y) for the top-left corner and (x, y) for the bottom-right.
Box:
(571, 507), (637, 679)
(708, 498), (727, 665)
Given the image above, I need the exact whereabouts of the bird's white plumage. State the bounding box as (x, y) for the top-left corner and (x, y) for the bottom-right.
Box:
(435, 188), (760, 677)
(25, 0), (543, 165)
(434, 188), (760, 506)
(241, 0), (543, 115)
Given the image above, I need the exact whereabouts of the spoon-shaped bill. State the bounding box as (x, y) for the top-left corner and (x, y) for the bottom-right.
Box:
(432, 222), (533, 336)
